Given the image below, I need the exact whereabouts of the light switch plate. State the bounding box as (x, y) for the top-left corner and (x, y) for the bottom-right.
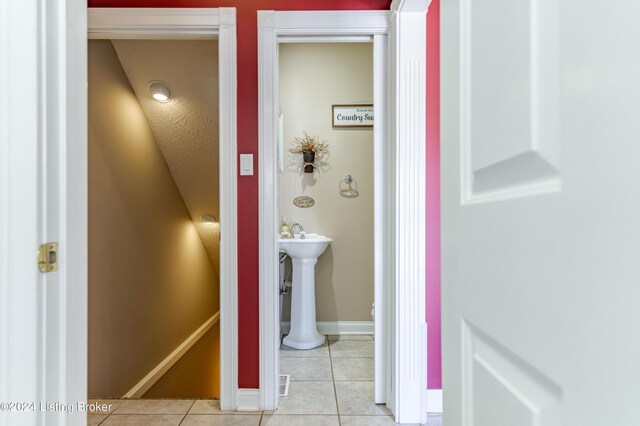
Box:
(240, 154), (253, 176)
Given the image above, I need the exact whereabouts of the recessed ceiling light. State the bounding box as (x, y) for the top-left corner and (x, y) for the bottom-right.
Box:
(147, 80), (171, 102)
(200, 215), (217, 224)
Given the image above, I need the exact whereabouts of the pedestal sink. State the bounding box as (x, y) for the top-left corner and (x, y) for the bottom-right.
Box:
(279, 233), (333, 349)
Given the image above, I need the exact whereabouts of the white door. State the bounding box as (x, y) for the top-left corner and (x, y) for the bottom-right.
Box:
(442, 0), (640, 425)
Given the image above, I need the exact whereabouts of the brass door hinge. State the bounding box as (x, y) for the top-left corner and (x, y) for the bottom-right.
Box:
(38, 242), (58, 273)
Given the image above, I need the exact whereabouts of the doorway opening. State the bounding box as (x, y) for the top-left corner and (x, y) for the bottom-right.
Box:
(258, 12), (392, 414)
(87, 38), (222, 403)
(85, 7), (239, 413)
(276, 41), (379, 414)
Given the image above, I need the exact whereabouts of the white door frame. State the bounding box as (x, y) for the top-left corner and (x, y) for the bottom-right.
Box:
(257, 3), (430, 423)
(2, 0), (88, 424)
(3, 4), (240, 420)
(87, 8), (239, 410)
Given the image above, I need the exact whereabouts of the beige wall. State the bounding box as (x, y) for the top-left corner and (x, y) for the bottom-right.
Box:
(279, 43), (374, 322)
(88, 40), (218, 397)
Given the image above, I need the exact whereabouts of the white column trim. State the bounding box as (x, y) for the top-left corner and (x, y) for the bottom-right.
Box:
(389, 1), (430, 423)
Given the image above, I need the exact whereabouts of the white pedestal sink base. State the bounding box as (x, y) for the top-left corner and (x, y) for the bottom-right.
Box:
(283, 258), (326, 350)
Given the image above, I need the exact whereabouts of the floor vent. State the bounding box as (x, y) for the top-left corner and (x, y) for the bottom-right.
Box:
(278, 374), (290, 397)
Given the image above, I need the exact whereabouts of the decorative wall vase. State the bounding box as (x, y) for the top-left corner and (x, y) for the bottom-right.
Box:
(303, 151), (315, 173)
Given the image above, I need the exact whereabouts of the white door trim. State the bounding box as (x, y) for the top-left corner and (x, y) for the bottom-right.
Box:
(257, 4), (430, 422)
(85, 7), (239, 410)
(258, 9), (391, 413)
(1, 0), (81, 424)
(373, 32), (388, 406)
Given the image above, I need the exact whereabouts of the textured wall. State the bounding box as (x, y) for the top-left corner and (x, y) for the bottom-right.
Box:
(111, 40), (221, 274)
(88, 40), (218, 397)
(279, 43), (374, 323)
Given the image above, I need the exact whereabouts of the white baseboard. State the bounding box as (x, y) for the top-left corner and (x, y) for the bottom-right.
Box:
(427, 389), (443, 413)
(237, 388), (260, 411)
(124, 311), (220, 398)
(280, 321), (374, 336)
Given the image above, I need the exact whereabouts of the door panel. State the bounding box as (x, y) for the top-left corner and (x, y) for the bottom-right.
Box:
(462, 0), (561, 204)
(463, 321), (562, 426)
(443, 0), (640, 424)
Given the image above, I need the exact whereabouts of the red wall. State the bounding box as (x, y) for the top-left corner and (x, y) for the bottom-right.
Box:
(88, 0), (441, 390)
(425, 0), (441, 390)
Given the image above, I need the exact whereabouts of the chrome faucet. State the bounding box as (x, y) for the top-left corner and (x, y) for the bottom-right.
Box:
(290, 223), (305, 238)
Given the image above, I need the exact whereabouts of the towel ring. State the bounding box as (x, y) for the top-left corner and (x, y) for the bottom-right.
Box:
(338, 174), (359, 198)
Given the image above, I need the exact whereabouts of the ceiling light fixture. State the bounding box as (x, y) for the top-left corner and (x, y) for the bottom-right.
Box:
(147, 80), (171, 102)
(200, 215), (217, 224)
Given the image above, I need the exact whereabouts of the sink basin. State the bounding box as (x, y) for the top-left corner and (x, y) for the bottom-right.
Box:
(278, 234), (333, 259)
(278, 233), (333, 349)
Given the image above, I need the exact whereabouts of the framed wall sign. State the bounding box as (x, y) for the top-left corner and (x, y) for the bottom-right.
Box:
(332, 104), (374, 128)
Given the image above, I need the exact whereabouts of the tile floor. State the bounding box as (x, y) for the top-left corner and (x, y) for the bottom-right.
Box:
(88, 335), (442, 425)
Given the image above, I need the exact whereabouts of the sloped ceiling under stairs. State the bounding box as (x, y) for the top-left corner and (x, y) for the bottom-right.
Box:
(112, 39), (220, 267)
